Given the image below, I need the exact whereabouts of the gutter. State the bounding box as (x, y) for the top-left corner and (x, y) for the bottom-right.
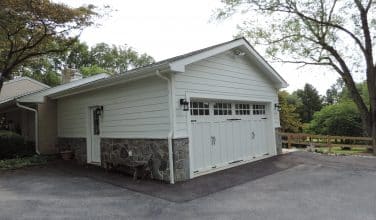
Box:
(16, 101), (40, 155)
(156, 70), (175, 184)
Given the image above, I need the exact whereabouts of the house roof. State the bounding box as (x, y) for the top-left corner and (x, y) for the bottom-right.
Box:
(17, 38), (288, 102)
(0, 77), (50, 105)
(18, 73), (110, 103)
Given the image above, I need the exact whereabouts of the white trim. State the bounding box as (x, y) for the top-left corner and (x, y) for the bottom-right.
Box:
(18, 74), (109, 103)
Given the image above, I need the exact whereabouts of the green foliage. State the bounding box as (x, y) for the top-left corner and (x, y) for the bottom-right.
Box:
(307, 102), (363, 136)
(294, 84), (323, 123)
(278, 91), (302, 132)
(0, 130), (33, 159)
(71, 42), (155, 75)
(0, 155), (49, 170)
(0, 0), (97, 89)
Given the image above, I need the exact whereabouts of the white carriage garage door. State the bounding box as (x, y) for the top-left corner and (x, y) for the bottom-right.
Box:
(190, 100), (271, 174)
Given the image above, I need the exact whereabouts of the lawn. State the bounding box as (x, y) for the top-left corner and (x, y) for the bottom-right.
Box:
(313, 146), (371, 156)
(0, 155), (51, 170)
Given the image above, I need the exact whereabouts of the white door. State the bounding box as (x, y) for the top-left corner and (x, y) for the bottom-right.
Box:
(191, 101), (270, 174)
(89, 107), (101, 163)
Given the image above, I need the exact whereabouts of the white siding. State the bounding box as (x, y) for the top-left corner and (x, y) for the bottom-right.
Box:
(57, 76), (170, 138)
(174, 51), (280, 138)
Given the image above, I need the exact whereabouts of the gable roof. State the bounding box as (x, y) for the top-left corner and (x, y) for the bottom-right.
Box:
(17, 38), (288, 102)
(0, 77), (50, 105)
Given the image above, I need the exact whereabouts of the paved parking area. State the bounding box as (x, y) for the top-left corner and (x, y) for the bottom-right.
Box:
(0, 152), (375, 220)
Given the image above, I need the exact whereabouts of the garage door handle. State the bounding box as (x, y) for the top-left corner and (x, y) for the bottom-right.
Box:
(227, 118), (241, 121)
(251, 132), (255, 139)
(210, 136), (216, 145)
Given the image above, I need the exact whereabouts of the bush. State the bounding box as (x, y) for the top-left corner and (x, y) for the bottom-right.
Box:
(0, 130), (33, 159)
(306, 102), (364, 136)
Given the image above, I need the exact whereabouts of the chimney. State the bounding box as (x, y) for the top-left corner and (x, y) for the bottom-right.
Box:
(62, 68), (82, 84)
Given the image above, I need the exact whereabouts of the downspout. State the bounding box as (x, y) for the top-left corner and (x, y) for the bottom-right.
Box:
(156, 70), (175, 184)
(16, 101), (40, 155)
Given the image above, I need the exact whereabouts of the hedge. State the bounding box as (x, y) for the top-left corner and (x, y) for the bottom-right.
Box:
(0, 130), (34, 159)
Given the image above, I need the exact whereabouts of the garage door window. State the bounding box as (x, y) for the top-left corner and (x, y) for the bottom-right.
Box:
(214, 103), (232, 115)
(253, 104), (266, 115)
(190, 101), (210, 116)
(235, 104), (251, 115)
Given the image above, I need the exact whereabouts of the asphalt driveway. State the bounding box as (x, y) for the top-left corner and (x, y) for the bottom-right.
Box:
(0, 151), (376, 220)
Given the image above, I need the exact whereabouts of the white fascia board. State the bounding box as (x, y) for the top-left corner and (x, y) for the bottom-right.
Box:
(48, 65), (169, 99)
(17, 73), (109, 103)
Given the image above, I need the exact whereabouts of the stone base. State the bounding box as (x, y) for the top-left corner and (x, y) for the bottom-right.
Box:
(173, 138), (189, 182)
(101, 138), (170, 182)
(57, 137), (87, 164)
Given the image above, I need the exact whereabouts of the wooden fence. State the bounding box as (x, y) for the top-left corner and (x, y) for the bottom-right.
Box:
(277, 132), (373, 151)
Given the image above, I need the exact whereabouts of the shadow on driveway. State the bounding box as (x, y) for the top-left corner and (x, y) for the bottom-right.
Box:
(53, 153), (301, 202)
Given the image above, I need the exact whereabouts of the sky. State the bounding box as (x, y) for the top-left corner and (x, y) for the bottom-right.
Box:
(56, 0), (346, 95)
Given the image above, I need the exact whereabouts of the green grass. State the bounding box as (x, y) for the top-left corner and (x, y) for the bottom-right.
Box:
(314, 146), (371, 155)
(0, 155), (51, 170)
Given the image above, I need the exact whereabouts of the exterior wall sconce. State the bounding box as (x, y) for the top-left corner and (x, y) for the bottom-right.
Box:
(274, 103), (282, 111)
(95, 106), (104, 117)
(180, 99), (189, 111)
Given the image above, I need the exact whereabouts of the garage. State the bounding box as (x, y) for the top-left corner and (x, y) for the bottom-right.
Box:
(14, 38), (288, 183)
(190, 100), (272, 174)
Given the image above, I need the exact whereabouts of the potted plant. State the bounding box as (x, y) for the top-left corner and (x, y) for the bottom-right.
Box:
(60, 150), (73, 160)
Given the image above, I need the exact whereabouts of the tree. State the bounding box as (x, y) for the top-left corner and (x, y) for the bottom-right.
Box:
(0, 0), (96, 91)
(308, 102), (363, 137)
(278, 91), (303, 133)
(216, 0), (376, 153)
(294, 84), (323, 123)
(324, 78), (344, 105)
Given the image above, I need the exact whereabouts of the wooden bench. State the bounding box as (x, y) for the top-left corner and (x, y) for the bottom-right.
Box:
(105, 155), (152, 181)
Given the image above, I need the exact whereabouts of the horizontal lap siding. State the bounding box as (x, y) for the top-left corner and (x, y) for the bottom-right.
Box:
(174, 52), (280, 138)
(57, 76), (169, 138)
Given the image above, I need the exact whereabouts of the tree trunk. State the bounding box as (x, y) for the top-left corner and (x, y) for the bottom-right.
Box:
(0, 72), (4, 93)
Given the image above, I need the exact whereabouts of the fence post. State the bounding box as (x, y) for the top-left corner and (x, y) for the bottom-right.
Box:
(288, 134), (292, 149)
(327, 136), (332, 153)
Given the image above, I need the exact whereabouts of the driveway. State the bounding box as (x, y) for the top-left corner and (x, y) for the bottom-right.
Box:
(0, 152), (375, 220)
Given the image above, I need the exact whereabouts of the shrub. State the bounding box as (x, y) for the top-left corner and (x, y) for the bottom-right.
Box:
(0, 130), (33, 159)
(307, 102), (363, 136)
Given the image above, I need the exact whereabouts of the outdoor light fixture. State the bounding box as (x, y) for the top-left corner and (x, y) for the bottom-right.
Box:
(95, 106), (104, 117)
(233, 49), (246, 56)
(274, 103), (282, 111)
(180, 99), (189, 111)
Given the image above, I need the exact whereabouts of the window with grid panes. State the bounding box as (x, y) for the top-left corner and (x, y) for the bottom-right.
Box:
(235, 103), (251, 115)
(213, 102), (232, 115)
(190, 101), (210, 116)
(252, 104), (266, 115)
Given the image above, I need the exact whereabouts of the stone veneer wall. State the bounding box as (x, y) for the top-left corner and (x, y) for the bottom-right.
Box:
(101, 138), (170, 181)
(57, 137), (87, 164)
(172, 138), (190, 182)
